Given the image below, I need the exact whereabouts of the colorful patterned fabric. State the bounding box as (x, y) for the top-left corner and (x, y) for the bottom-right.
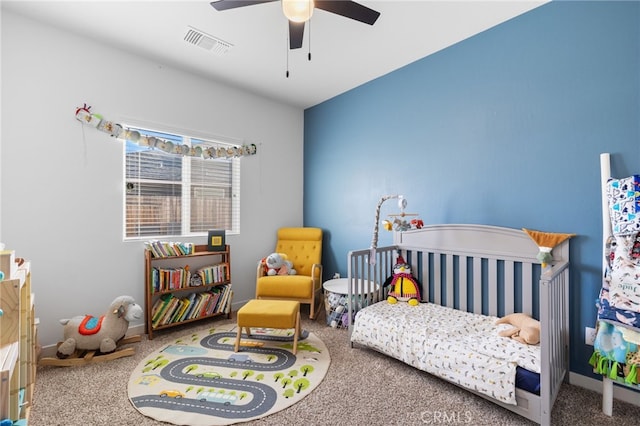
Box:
(597, 236), (640, 324)
(606, 234), (640, 313)
(590, 320), (640, 386)
(350, 302), (541, 405)
(607, 176), (640, 236)
(597, 285), (640, 328)
(78, 315), (104, 335)
(594, 175), (640, 387)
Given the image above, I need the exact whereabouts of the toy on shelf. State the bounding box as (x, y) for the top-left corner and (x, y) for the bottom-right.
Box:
(39, 295), (143, 367)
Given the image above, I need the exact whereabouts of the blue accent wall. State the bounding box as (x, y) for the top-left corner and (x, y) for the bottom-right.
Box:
(304, 1), (640, 379)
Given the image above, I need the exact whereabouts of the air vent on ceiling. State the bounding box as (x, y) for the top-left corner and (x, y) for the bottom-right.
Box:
(184, 26), (233, 56)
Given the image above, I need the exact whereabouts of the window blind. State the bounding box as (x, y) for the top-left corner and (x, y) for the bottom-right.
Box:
(124, 128), (240, 239)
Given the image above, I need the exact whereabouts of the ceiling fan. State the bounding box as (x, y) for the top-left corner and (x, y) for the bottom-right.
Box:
(210, 0), (381, 49)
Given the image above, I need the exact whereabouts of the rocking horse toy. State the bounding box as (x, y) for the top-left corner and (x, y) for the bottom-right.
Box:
(39, 295), (143, 367)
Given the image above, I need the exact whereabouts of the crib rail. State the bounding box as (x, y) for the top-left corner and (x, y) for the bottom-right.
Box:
(347, 245), (568, 322)
(347, 245), (397, 327)
(539, 259), (570, 423)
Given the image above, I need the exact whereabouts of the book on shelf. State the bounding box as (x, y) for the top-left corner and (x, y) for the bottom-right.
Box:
(197, 263), (228, 285)
(146, 241), (195, 258)
(151, 266), (192, 293)
(153, 288), (235, 328)
(202, 291), (218, 317)
(179, 296), (193, 321)
(191, 292), (210, 319)
(208, 286), (222, 312)
(152, 264), (227, 291)
(151, 294), (174, 327)
(150, 295), (165, 320)
(180, 292), (198, 321)
(212, 284), (231, 314)
(159, 297), (180, 326)
(171, 297), (189, 323)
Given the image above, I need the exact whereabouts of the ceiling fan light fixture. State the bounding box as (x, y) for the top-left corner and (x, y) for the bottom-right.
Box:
(282, 0), (314, 23)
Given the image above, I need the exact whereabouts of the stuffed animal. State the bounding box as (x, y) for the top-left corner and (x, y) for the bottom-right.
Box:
(56, 295), (143, 358)
(410, 218), (424, 229)
(496, 313), (541, 345)
(262, 252), (297, 276)
(383, 255), (421, 306)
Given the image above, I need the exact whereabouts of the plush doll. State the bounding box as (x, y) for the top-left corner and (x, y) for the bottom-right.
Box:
(383, 255), (421, 306)
(262, 252), (296, 276)
(496, 313), (541, 345)
(410, 218), (424, 229)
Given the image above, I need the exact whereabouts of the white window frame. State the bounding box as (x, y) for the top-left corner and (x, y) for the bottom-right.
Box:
(122, 124), (240, 241)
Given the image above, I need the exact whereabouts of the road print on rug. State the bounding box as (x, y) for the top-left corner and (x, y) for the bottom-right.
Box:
(128, 324), (330, 426)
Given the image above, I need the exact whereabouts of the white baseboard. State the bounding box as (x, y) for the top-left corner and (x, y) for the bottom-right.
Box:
(570, 372), (640, 407)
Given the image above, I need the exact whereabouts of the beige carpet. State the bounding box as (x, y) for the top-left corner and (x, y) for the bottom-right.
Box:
(30, 307), (640, 425)
(127, 324), (329, 425)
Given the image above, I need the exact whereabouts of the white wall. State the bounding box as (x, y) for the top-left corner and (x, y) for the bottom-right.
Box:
(1, 10), (304, 349)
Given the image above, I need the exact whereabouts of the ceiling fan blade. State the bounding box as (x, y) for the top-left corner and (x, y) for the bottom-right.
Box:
(210, 0), (277, 12)
(289, 21), (305, 49)
(314, 1), (380, 25)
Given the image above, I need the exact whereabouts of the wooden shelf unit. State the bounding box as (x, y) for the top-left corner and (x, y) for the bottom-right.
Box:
(0, 256), (36, 423)
(144, 244), (232, 340)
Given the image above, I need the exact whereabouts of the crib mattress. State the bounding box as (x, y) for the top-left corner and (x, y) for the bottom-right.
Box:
(350, 301), (541, 405)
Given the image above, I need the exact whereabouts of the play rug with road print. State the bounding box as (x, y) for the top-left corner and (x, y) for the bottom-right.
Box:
(128, 323), (330, 425)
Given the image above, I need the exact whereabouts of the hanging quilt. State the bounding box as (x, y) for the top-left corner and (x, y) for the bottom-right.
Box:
(607, 175), (640, 236)
(604, 176), (640, 313)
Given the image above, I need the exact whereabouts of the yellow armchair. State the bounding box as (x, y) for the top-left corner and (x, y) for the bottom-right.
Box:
(255, 227), (323, 319)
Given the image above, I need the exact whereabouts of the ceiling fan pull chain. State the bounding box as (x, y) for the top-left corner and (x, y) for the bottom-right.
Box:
(308, 19), (312, 61)
(286, 33), (290, 78)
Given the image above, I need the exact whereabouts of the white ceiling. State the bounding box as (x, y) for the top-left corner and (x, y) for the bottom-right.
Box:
(2, 0), (548, 109)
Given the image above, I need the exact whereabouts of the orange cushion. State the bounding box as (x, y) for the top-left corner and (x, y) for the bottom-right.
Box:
(256, 275), (313, 298)
(237, 299), (299, 329)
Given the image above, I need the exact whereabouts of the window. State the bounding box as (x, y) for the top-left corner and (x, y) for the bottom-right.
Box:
(124, 127), (240, 239)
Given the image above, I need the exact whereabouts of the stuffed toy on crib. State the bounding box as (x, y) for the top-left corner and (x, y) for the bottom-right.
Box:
(383, 255), (421, 306)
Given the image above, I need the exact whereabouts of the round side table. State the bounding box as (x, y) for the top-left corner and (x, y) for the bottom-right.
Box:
(322, 278), (380, 328)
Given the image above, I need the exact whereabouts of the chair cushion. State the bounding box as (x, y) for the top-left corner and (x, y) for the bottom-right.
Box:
(237, 299), (299, 329)
(275, 227), (322, 277)
(256, 275), (314, 299)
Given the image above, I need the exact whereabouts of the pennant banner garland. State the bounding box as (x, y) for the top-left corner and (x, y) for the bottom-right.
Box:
(75, 103), (257, 158)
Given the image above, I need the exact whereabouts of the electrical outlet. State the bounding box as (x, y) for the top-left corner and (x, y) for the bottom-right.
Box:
(585, 326), (597, 346)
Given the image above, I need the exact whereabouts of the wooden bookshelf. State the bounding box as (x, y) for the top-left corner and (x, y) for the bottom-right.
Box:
(144, 244), (232, 339)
